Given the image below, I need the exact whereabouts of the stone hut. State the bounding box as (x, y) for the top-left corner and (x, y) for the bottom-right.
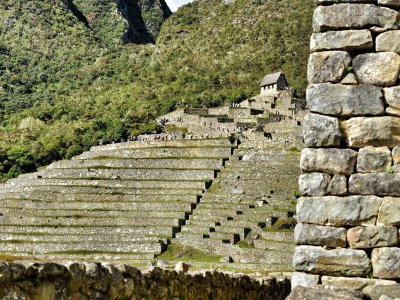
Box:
(260, 72), (288, 95)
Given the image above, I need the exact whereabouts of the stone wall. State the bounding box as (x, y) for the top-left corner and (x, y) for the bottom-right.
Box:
(293, 0), (400, 297)
(0, 261), (290, 299)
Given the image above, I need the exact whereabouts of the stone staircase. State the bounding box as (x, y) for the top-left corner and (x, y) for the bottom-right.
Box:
(0, 138), (236, 266)
(175, 144), (300, 273)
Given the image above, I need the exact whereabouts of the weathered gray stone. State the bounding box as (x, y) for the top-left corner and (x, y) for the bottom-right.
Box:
(310, 30), (373, 52)
(303, 113), (342, 147)
(379, 0), (400, 7)
(384, 86), (400, 110)
(297, 196), (382, 226)
(299, 173), (331, 196)
(350, 174), (400, 196)
(301, 148), (358, 175)
(393, 146), (400, 164)
(327, 175), (348, 196)
(308, 51), (352, 84)
(368, 284), (400, 300)
(347, 226), (398, 249)
(341, 116), (400, 147)
(372, 248), (400, 279)
(313, 4), (399, 32)
(287, 285), (367, 300)
(295, 223), (347, 248)
(291, 272), (320, 290)
(353, 52), (400, 87)
(293, 246), (371, 276)
(307, 83), (384, 116)
(357, 146), (392, 173)
(321, 276), (397, 295)
(341, 73), (358, 85)
(377, 197), (400, 225)
(377, 31), (400, 53)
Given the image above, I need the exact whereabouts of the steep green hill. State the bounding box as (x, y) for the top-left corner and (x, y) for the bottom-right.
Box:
(0, 0), (314, 180)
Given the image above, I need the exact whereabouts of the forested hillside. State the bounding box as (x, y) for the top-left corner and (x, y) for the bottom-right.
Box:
(0, 0), (314, 180)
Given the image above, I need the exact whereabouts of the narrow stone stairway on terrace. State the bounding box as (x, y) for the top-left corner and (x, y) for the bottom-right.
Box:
(175, 143), (299, 274)
(0, 138), (236, 267)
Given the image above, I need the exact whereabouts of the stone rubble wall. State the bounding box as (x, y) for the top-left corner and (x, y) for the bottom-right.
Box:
(293, 0), (400, 297)
(0, 261), (290, 300)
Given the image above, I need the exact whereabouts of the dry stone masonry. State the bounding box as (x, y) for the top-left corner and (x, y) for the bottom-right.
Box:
(292, 0), (400, 298)
(0, 261), (290, 299)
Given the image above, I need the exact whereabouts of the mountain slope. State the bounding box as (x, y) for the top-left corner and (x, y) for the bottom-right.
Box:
(0, 0), (314, 180)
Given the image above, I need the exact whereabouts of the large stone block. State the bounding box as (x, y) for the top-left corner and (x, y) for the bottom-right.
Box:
(313, 4), (399, 32)
(310, 30), (373, 52)
(301, 148), (357, 175)
(303, 113), (342, 147)
(321, 276), (397, 294)
(384, 86), (400, 110)
(372, 248), (400, 279)
(341, 116), (400, 147)
(297, 196), (382, 226)
(377, 197), (400, 225)
(308, 51), (352, 84)
(377, 31), (400, 53)
(291, 272), (319, 290)
(357, 146), (392, 173)
(350, 174), (400, 196)
(299, 173), (331, 196)
(353, 52), (400, 87)
(307, 83), (384, 116)
(347, 226), (398, 249)
(293, 246), (371, 276)
(295, 223), (347, 248)
(327, 175), (348, 196)
(287, 285), (367, 300)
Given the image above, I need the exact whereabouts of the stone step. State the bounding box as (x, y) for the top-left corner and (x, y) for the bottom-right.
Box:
(0, 192), (199, 203)
(220, 220), (266, 229)
(77, 147), (233, 160)
(90, 138), (235, 151)
(0, 199), (194, 212)
(253, 239), (295, 251)
(0, 241), (163, 254)
(189, 208), (240, 217)
(27, 168), (216, 181)
(0, 225), (174, 237)
(196, 203), (254, 211)
(49, 158), (224, 171)
(0, 233), (167, 244)
(224, 160), (299, 168)
(180, 225), (211, 234)
(3, 185), (203, 196)
(0, 208), (187, 219)
(207, 232), (239, 243)
(0, 252), (157, 262)
(0, 216), (182, 227)
(218, 173), (298, 181)
(175, 232), (227, 244)
(260, 231), (294, 241)
(6, 178), (206, 190)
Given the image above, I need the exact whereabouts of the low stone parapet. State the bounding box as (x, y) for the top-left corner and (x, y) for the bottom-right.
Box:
(0, 261), (291, 300)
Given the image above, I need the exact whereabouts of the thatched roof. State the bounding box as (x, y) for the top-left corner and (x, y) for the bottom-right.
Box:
(260, 72), (283, 87)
